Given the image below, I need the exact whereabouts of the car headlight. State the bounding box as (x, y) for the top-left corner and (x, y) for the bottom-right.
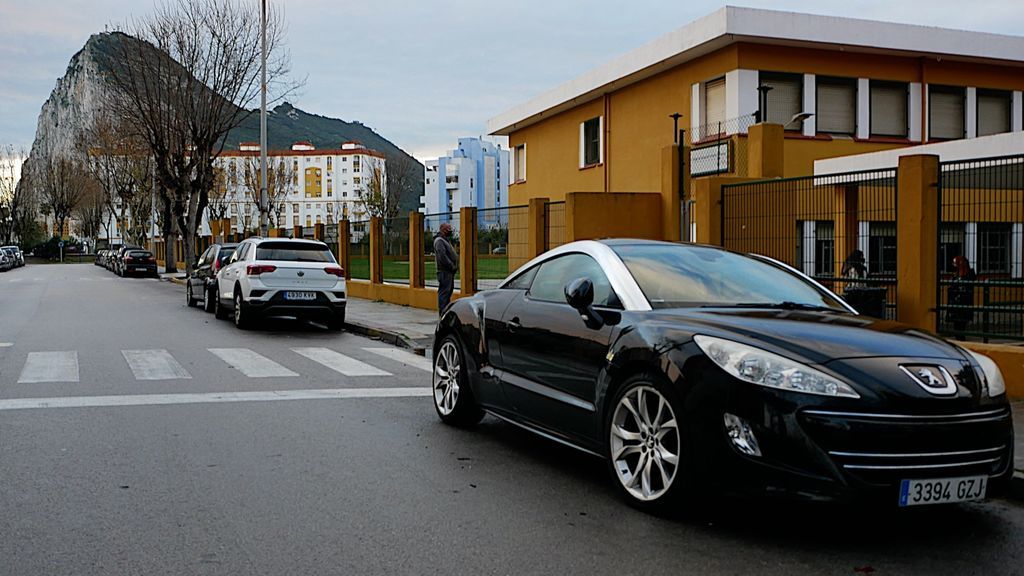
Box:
(966, 350), (1006, 397)
(694, 335), (860, 398)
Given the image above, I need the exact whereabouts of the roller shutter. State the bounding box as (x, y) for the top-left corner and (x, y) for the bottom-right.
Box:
(978, 90), (1011, 137)
(930, 86), (965, 140)
(817, 77), (856, 134)
(761, 72), (802, 129)
(870, 81), (908, 137)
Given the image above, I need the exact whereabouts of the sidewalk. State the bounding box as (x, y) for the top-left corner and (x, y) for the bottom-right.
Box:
(343, 297), (438, 352)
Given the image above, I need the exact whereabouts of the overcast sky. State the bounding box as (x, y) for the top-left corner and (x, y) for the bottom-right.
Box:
(1, 0), (1022, 161)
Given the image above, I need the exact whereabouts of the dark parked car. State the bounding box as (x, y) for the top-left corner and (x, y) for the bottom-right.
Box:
(432, 240), (1013, 511)
(120, 249), (158, 277)
(2, 246), (24, 267)
(112, 245), (142, 276)
(186, 243), (238, 313)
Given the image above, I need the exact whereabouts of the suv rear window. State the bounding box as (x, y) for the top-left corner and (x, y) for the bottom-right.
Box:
(255, 242), (335, 263)
(128, 251), (153, 258)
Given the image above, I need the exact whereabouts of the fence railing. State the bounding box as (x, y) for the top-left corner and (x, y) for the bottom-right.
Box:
(544, 201), (565, 251)
(687, 113), (756, 178)
(474, 205), (529, 291)
(937, 155), (1024, 341)
(382, 216), (411, 285)
(721, 167), (899, 319)
(348, 220), (370, 281)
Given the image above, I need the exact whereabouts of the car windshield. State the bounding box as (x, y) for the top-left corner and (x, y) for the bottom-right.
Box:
(255, 242), (335, 263)
(611, 244), (846, 310)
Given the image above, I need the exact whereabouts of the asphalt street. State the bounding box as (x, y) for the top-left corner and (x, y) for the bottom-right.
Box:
(1, 263), (1023, 575)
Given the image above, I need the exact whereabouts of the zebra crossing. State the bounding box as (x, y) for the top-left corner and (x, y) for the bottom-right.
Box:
(6, 346), (433, 384)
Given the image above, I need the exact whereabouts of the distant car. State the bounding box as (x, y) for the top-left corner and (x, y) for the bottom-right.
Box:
(491, 246), (507, 255)
(186, 243), (238, 313)
(94, 250), (107, 266)
(215, 238), (346, 330)
(113, 245), (143, 276)
(120, 249), (158, 277)
(0, 251), (11, 271)
(2, 246), (24, 267)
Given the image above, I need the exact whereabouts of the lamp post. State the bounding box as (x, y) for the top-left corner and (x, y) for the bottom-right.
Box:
(259, 0), (269, 237)
(755, 84), (774, 124)
(669, 112), (684, 144)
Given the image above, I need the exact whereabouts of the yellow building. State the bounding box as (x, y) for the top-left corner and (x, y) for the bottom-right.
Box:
(487, 6), (1024, 220)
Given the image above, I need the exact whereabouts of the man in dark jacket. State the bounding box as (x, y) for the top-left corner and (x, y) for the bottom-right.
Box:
(434, 223), (458, 316)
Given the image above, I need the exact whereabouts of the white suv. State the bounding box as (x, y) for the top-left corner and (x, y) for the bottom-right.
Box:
(215, 237), (346, 330)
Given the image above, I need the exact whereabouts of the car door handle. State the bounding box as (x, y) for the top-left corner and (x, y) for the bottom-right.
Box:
(507, 317), (521, 330)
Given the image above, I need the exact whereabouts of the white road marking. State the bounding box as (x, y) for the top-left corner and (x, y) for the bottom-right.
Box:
(9, 278), (23, 282)
(122, 349), (192, 380)
(18, 351), (79, 383)
(0, 388), (430, 411)
(363, 347), (432, 372)
(208, 348), (297, 378)
(292, 347), (392, 377)
(0, 342), (13, 348)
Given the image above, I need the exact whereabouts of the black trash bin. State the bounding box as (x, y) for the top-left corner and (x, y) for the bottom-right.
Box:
(843, 287), (887, 319)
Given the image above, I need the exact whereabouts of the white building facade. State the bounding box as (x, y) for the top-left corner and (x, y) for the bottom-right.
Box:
(420, 138), (509, 227)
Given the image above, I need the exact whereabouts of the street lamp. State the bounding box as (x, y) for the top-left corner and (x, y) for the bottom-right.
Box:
(259, 0), (269, 237)
(754, 84), (774, 124)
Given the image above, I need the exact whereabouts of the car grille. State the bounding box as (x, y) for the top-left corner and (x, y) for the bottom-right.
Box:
(800, 408), (1013, 486)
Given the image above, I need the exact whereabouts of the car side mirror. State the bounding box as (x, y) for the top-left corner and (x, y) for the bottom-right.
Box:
(565, 277), (604, 329)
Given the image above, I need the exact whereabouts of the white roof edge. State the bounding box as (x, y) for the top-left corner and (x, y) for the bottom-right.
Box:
(488, 6), (1024, 136)
(814, 132), (1024, 174)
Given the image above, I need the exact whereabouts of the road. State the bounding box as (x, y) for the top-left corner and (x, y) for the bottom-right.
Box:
(1, 263), (1023, 575)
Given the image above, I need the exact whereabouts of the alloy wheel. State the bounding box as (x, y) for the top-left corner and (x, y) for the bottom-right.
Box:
(610, 385), (680, 502)
(186, 283), (193, 305)
(433, 340), (461, 416)
(234, 293), (243, 326)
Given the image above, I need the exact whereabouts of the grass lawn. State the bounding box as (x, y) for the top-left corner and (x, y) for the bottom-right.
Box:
(347, 256), (508, 281)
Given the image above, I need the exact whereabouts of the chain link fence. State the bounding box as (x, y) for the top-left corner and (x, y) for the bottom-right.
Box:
(475, 205), (528, 291)
(348, 220), (370, 281)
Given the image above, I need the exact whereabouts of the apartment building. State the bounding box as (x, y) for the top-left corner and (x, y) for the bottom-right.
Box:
(421, 137), (509, 231)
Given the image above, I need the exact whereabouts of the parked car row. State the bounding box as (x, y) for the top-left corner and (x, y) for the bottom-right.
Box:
(95, 245), (159, 277)
(185, 237), (346, 331)
(1, 245), (25, 271)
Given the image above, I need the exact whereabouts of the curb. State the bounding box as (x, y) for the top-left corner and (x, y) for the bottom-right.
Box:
(343, 320), (428, 356)
(1012, 471), (1024, 501)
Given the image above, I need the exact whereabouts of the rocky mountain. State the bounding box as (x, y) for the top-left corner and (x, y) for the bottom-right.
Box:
(21, 32), (424, 214)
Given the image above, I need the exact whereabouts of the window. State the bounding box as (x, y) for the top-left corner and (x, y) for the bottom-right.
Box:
(579, 117), (602, 167)
(256, 241), (336, 263)
(977, 89), (1012, 137)
(978, 223), (1011, 274)
(316, 214), (322, 225)
(813, 221), (835, 276)
(292, 203), (299, 214)
(293, 215), (299, 226)
(816, 76), (857, 135)
(327, 157), (332, 170)
(870, 81), (908, 137)
(929, 85), (965, 140)
(703, 77), (726, 135)
(513, 144), (526, 182)
(868, 222), (897, 276)
(503, 266), (539, 290)
(528, 253), (619, 307)
(939, 223), (965, 274)
(354, 177), (361, 185)
(760, 72), (803, 130)
(305, 215), (312, 227)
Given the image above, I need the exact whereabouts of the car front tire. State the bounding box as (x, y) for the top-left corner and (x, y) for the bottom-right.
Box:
(432, 334), (484, 427)
(186, 282), (198, 307)
(233, 289), (252, 330)
(203, 285), (215, 313)
(606, 373), (690, 512)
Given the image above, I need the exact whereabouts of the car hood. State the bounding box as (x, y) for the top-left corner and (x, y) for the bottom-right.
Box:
(642, 308), (965, 365)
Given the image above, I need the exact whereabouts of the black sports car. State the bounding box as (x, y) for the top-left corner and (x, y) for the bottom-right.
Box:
(432, 239), (1014, 510)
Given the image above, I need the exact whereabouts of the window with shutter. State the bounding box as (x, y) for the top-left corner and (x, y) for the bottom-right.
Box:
(870, 81), (908, 137)
(977, 89), (1011, 137)
(929, 85), (965, 140)
(760, 72), (803, 130)
(816, 77), (857, 135)
(703, 78), (726, 135)
(580, 117), (601, 167)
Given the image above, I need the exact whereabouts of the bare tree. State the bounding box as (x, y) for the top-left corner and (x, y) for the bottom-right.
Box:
(383, 152), (421, 217)
(74, 175), (106, 248)
(354, 156), (391, 219)
(99, 0), (296, 274)
(40, 157), (89, 239)
(86, 113), (155, 247)
(237, 155), (294, 229)
(0, 145), (28, 244)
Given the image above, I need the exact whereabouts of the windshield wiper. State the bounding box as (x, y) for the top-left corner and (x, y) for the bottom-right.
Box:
(704, 301), (843, 313)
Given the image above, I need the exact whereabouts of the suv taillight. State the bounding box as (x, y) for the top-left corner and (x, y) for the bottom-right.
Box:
(324, 266), (344, 278)
(213, 259), (221, 272)
(246, 264), (277, 276)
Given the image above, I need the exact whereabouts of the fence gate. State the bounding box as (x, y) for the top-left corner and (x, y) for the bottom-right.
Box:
(937, 155), (1024, 342)
(720, 168), (899, 319)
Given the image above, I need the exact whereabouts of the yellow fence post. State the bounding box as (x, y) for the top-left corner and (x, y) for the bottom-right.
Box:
(369, 216), (383, 285)
(459, 207), (477, 295)
(314, 223), (325, 241)
(748, 123), (785, 179)
(896, 154), (940, 331)
(409, 212), (425, 289)
(527, 197), (549, 258)
(338, 220), (350, 281)
(292, 225), (302, 239)
(692, 178), (724, 246)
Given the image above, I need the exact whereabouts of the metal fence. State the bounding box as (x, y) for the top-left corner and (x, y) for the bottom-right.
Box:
(687, 113), (756, 178)
(324, 225), (338, 261)
(721, 168), (899, 319)
(423, 211), (460, 290)
(544, 201), (566, 251)
(382, 216), (410, 285)
(475, 205), (529, 291)
(937, 154), (1024, 341)
(348, 220), (370, 280)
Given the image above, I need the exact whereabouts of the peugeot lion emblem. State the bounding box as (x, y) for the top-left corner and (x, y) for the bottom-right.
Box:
(297, 271), (305, 277)
(899, 364), (957, 396)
